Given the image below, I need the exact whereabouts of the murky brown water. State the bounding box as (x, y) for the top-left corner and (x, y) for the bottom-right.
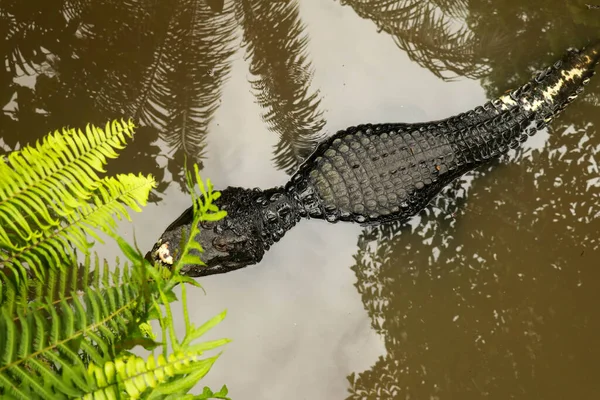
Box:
(1, 0), (599, 399)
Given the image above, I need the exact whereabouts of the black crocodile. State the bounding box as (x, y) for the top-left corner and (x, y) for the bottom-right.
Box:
(146, 41), (600, 277)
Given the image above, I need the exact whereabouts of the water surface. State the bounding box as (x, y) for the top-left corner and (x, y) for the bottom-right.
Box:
(1, 0), (599, 398)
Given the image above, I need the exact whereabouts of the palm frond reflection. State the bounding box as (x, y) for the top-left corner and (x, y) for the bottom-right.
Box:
(236, 0), (327, 174)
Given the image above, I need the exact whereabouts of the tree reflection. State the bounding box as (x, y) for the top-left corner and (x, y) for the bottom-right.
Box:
(347, 2), (600, 398)
(1, 0), (82, 75)
(46, 0), (239, 189)
(339, 0), (511, 80)
(2, 0), (515, 192)
(0, 0), (327, 191)
(236, 0), (326, 174)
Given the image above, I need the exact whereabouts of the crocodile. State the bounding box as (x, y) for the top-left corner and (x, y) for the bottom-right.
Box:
(146, 41), (600, 277)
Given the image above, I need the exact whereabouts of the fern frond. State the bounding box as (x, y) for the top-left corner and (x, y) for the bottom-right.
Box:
(0, 119), (136, 246)
(0, 134), (229, 398)
(172, 163), (227, 273)
(0, 120), (155, 280)
(107, 165), (231, 398)
(196, 385), (231, 400)
(1, 172), (154, 281)
(0, 254), (148, 399)
(83, 252), (229, 399)
(85, 351), (220, 399)
(2, 252), (132, 322)
(0, 254), (86, 316)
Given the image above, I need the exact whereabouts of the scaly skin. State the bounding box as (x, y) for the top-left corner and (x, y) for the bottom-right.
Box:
(147, 41), (600, 277)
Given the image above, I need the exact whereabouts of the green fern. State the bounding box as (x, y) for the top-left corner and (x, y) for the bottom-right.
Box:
(172, 162), (227, 275)
(0, 119), (135, 241)
(85, 352), (221, 399)
(84, 284), (229, 399)
(0, 119), (155, 281)
(0, 120), (230, 399)
(0, 255), (147, 399)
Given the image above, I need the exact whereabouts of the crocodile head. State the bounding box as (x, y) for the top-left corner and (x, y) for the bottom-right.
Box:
(145, 187), (266, 277)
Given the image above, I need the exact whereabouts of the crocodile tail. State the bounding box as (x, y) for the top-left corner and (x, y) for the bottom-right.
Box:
(503, 40), (600, 123)
(282, 42), (600, 226)
(452, 41), (600, 164)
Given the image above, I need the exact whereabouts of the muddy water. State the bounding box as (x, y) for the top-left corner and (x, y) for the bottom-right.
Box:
(1, 0), (599, 399)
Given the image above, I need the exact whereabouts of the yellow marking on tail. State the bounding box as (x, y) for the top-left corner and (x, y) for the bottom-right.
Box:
(521, 66), (585, 112)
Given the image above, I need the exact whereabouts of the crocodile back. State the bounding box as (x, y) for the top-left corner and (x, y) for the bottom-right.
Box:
(286, 42), (600, 226)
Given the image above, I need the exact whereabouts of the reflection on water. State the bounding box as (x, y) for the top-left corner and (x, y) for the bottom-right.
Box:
(236, 0), (327, 174)
(0, 0), (324, 190)
(348, 137), (600, 398)
(345, 1), (600, 399)
(341, 0), (510, 80)
(2, 0), (600, 398)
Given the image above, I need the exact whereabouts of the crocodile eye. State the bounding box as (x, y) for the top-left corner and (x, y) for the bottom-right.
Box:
(213, 237), (230, 252)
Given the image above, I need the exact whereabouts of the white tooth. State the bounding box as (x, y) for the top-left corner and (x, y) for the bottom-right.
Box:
(157, 243), (174, 265)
